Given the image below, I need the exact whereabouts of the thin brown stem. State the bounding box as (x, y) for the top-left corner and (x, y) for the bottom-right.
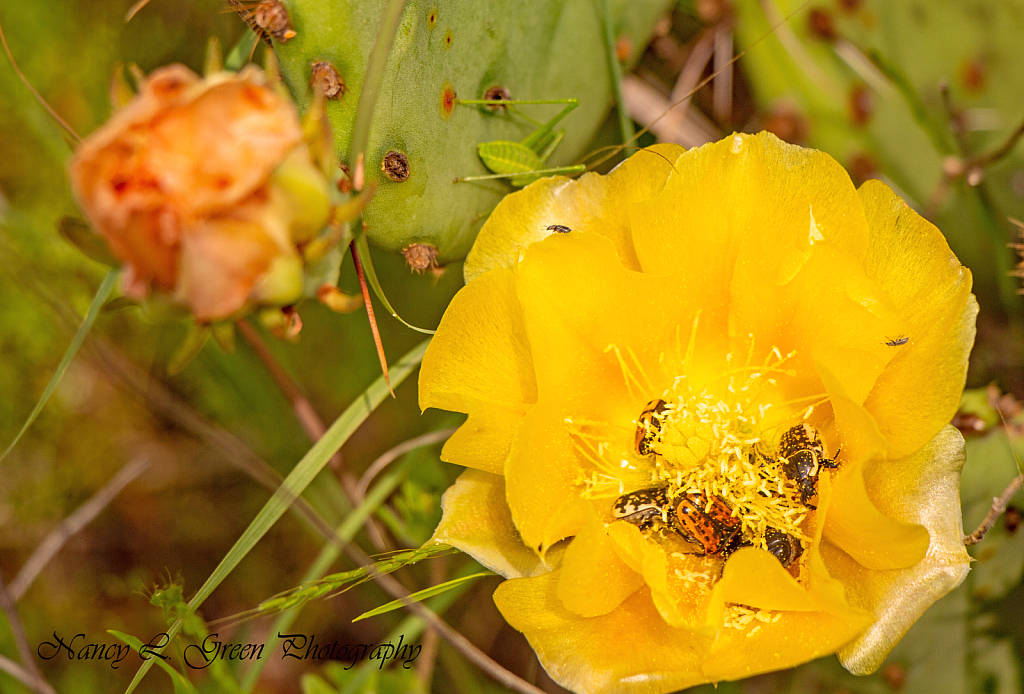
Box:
(0, 16), (81, 144)
(0, 654), (49, 693)
(415, 556), (446, 691)
(234, 316), (401, 550)
(11, 456), (151, 600)
(972, 115), (1024, 170)
(0, 574), (57, 694)
(964, 474), (1024, 545)
(355, 428), (456, 502)
(350, 240), (393, 395)
(236, 318), (330, 441)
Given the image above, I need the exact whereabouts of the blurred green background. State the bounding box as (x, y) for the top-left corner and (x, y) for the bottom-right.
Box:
(1, 0), (1023, 693)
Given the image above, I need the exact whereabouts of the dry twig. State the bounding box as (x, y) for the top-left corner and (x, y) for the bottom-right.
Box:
(964, 474), (1024, 546)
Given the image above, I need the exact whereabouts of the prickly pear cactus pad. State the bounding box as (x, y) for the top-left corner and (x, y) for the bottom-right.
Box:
(273, 0), (673, 263)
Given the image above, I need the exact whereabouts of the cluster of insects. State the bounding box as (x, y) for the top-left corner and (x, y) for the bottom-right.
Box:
(612, 399), (840, 570)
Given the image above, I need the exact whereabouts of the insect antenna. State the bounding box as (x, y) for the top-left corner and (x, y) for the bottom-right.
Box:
(0, 17), (81, 144)
(579, 0), (815, 173)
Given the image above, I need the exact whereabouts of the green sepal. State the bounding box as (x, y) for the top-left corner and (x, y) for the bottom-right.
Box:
(58, 216), (119, 267)
(167, 323), (211, 375)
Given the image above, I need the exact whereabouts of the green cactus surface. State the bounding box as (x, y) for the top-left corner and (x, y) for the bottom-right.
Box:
(272, 0), (673, 264)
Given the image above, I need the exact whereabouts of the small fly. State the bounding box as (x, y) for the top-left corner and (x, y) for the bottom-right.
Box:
(885, 336), (909, 347)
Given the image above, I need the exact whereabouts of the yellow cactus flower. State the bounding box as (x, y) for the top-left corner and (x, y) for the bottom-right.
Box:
(420, 133), (977, 693)
(70, 64), (330, 321)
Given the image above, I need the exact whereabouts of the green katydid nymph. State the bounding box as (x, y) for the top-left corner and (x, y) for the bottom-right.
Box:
(453, 97), (587, 187)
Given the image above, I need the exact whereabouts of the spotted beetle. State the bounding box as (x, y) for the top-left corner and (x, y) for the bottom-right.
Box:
(764, 527), (803, 568)
(612, 487), (672, 530)
(613, 487), (744, 556)
(634, 399), (668, 456)
(778, 423), (839, 508)
(672, 492), (744, 556)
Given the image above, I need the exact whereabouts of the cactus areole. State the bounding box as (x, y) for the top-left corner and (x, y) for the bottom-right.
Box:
(272, 0), (674, 263)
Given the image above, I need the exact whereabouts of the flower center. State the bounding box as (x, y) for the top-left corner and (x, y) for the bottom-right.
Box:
(575, 342), (836, 573)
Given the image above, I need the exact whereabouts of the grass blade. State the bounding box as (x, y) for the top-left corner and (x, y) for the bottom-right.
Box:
(108, 631), (199, 694)
(351, 572), (491, 623)
(123, 337), (430, 694)
(0, 269), (118, 463)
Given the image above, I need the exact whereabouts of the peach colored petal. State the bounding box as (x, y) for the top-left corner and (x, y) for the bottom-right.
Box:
(176, 216), (281, 320)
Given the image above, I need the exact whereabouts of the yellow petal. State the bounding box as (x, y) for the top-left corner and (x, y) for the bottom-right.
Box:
(495, 571), (711, 694)
(420, 267), (537, 413)
(438, 402), (522, 475)
(630, 132), (869, 281)
(464, 144), (687, 282)
(814, 355), (889, 467)
(429, 469), (560, 579)
(557, 517), (644, 617)
(712, 547), (828, 613)
(606, 521), (716, 629)
(515, 231), (719, 417)
(829, 425), (971, 674)
(504, 404), (587, 553)
(701, 607), (873, 682)
(420, 268), (536, 474)
(824, 456), (930, 570)
(859, 180), (977, 460)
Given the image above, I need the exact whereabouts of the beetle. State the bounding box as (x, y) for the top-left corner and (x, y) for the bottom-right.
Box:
(612, 487), (744, 556)
(545, 224), (572, 234)
(612, 486), (672, 531)
(764, 527), (803, 568)
(778, 423), (839, 508)
(671, 491), (744, 556)
(634, 398), (668, 456)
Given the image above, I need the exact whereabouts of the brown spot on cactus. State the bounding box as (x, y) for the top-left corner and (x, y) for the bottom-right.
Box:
(807, 8), (837, 41)
(440, 82), (456, 119)
(848, 83), (873, 126)
(761, 104), (809, 144)
(443, 30), (453, 49)
(848, 153), (877, 186)
(615, 35), (633, 63)
(311, 61), (346, 100)
(836, 0), (862, 12)
(483, 85), (511, 112)
(402, 243), (442, 274)
(427, 7), (438, 30)
(1005, 506), (1023, 534)
(382, 151), (410, 182)
(960, 57), (987, 93)
(881, 663), (906, 691)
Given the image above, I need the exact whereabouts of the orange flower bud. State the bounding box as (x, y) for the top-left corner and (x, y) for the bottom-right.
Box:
(70, 64), (330, 321)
